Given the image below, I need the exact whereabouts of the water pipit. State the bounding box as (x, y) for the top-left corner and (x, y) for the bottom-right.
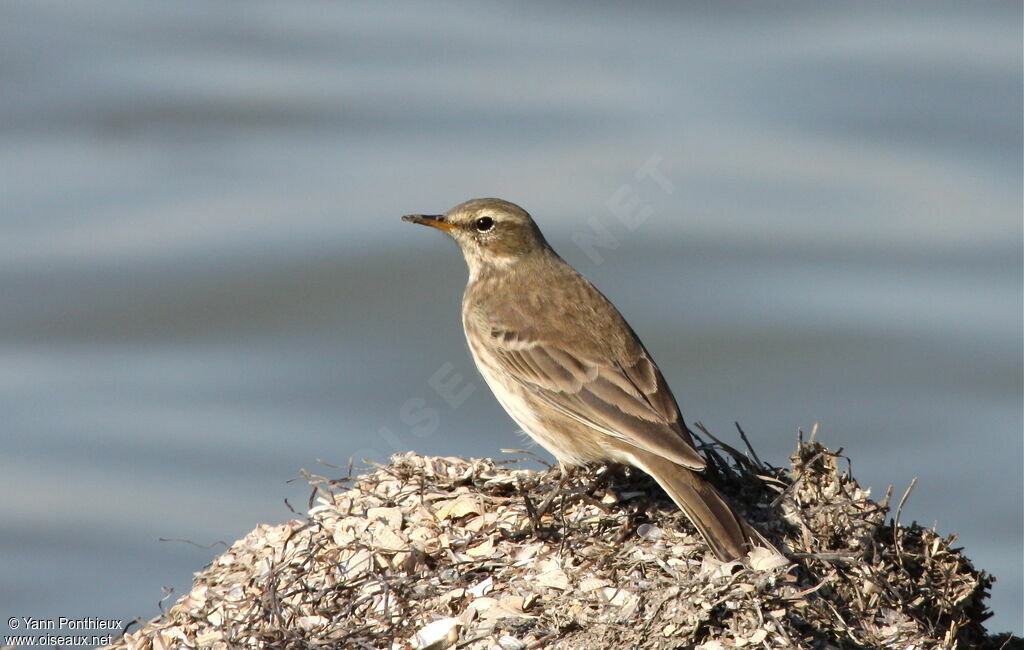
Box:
(403, 198), (774, 561)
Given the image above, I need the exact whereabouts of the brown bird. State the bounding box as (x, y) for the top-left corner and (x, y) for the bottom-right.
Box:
(403, 198), (774, 561)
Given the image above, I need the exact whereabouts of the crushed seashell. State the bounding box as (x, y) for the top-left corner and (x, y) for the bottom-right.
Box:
(98, 440), (1003, 650)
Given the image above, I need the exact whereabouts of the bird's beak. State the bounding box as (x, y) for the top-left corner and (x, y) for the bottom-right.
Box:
(402, 214), (456, 233)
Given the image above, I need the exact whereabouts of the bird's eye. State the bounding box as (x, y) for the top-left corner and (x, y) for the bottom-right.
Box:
(474, 216), (495, 232)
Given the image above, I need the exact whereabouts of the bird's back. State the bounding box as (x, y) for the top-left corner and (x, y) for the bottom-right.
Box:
(463, 250), (640, 362)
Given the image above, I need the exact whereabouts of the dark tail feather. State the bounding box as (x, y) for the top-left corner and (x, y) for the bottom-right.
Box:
(633, 450), (775, 561)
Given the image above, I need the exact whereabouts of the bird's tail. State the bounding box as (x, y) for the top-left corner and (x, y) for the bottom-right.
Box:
(632, 449), (776, 562)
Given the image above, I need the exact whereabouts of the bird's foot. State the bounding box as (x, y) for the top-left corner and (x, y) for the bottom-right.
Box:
(531, 464), (576, 520)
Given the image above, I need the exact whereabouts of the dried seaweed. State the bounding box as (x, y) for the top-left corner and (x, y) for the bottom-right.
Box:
(105, 429), (1015, 650)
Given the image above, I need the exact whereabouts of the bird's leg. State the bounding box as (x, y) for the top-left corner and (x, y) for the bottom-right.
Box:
(533, 462), (576, 519)
(582, 464), (614, 498)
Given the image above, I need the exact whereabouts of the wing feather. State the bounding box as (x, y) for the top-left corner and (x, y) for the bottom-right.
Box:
(488, 335), (706, 470)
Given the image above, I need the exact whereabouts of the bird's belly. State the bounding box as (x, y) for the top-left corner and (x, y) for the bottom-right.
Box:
(469, 351), (614, 467)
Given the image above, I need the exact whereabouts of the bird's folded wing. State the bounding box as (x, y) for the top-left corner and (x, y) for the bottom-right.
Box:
(489, 331), (706, 471)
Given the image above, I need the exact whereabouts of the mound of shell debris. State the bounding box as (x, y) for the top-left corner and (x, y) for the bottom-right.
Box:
(106, 430), (1016, 649)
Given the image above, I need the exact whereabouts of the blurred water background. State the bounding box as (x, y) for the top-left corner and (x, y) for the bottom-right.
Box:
(2, 0), (1021, 637)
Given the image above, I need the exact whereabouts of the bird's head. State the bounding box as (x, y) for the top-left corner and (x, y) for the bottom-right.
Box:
(403, 198), (550, 276)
